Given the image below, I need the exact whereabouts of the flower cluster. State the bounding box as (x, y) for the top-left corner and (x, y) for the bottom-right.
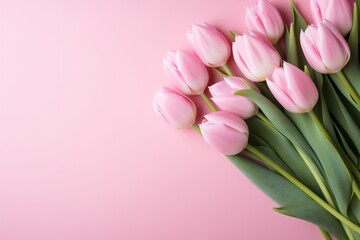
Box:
(153, 0), (360, 239)
(155, 0), (352, 155)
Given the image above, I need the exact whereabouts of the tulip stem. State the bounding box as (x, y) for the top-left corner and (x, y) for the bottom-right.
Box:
(319, 228), (332, 240)
(256, 112), (272, 126)
(200, 93), (217, 112)
(192, 124), (202, 135)
(222, 64), (234, 76)
(245, 144), (360, 234)
(336, 70), (360, 106)
(214, 67), (227, 77)
(309, 110), (360, 195)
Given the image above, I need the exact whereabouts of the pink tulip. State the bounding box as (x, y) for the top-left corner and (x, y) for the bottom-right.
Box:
(266, 62), (319, 113)
(232, 33), (281, 82)
(153, 87), (197, 129)
(187, 22), (231, 67)
(163, 50), (209, 95)
(245, 0), (284, 44)
(199, 111), (249, 155)
(209, 77), (258, 119)
(311, 0), (353, 36)
(300, 20), (350, 74)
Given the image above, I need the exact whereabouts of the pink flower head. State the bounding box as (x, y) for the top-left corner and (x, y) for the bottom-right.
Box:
(187, 22), (231, 67)
(153, 87), (197, 129)
(199, 111), (249, 155)
(163, 50), (209, 95)
(209, 77), (258, 119)
(245, 0), (284, 44)
(300, 20), (350, 73)
(232, 32), (281, 82)
(311, 0), (354, 36)
(266, 62), (319, 113)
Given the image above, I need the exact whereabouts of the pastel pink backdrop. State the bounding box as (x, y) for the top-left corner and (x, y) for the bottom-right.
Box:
(0, 0), (324, 239)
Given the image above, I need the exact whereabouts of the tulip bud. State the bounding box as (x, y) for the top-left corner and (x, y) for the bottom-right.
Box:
(163, 50), (209, 95)
(311, 0), (353, 36)
(232, 33), (281, 82)
(187, 22), (231, 67)
(153, 87), (197, 129)
(300, 20), (350, 74)
(245, 0), (284, 44)
(199, 111), (249, 155)
(209, 77), (258, 119)
(266, 62), (319, 113)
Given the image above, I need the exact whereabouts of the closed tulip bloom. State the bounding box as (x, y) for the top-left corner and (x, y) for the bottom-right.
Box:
(300, 20), (350, 73)
(233, 33), (281, 82)
(153, 87), (197, 129)
(266, 62), (319, 113)
(199, 111), (249, 155)
(209, 77), (258, 119)
(163, 50), (209, 95)
(311, 0), (353, 36)
(187, 22), (231, 67)
(245, 0), (284, 44)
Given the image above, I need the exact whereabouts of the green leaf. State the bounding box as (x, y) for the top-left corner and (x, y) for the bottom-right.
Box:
(313, 72), (338, 142)
(334, 124), (359, 167)
(235, 89), (321, 170)
(348, 2), (359, 64)
(227, 154), (347, 240)
(329, 68), (360, 110)
(323, 78), (360, 156)
(286, 111), (353, 215)
(286, 23), (299, 66)
(256, 82), (282, 108)
(290, 0), (308, 68)
(247, 117), (322, 194)
(350, 196), (360, 225)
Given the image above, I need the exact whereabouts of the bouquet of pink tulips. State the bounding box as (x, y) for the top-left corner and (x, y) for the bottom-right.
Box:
(153, 0), (360, 239)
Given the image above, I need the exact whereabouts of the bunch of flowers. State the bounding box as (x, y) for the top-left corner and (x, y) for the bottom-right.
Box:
(153, 0), (360, 239)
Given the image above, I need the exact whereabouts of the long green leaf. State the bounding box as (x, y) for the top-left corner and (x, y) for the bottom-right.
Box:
(323, 78), (360, 156)
(235, 89), (322, 171)
(290, 0), (308, 68)
(286, 112), (353, 215)
(227, 154), (347, 240)
(247, 117), (322, 194)
(330, 68), (360, 109)
(348, 3), (359, 64)
(286, 23), (298, 66)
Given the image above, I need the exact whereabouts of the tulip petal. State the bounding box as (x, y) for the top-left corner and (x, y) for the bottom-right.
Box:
(283, 62), (319, 112)
(317, 23), (349, 72)
(211, 96), (258, 119)
(204, 111), (249, 134)
(266, 79), (302, 113)
(153, 88), (196, 129)
(300, 30), (327, 72)
(209, 81), (232, 97)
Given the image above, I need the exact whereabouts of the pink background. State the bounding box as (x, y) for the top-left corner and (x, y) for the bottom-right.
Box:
(0, 0), (325, 239)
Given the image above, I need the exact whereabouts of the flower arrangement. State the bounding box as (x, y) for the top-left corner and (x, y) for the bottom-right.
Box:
(153, 0), (360, 239)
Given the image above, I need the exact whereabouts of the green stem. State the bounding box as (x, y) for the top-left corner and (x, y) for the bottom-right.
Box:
(258, 112), (335, 208)
(336, 70), (360, 106)
(295, 147), (335, 207)
(222, 64), (234, 76)
(214, 67), (227, 77)
(200, 93), (217, 112)
(319, 228), (332, 240)
(245, 144), (360, 234)
(192, 124), (201, 134)
(308, 110), (357, 240)
(256, 112), (273, 126)
(308, 110), (360, 183)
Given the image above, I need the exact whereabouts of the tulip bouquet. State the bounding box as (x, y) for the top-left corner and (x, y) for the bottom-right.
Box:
(153, 0), (360, 239)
